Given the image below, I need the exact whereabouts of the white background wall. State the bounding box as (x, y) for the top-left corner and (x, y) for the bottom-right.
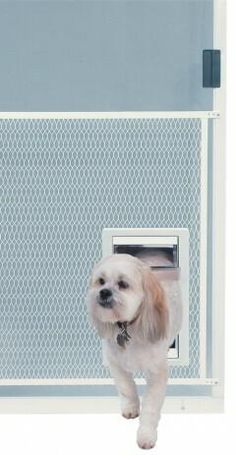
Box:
(1, 0), (235, 453)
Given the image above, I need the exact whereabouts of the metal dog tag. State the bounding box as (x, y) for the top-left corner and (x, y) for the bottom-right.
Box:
(116, 322), (131, 348)
(116, 333), (127, 348)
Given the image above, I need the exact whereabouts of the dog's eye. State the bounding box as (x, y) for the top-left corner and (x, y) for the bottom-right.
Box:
(118, 280), (129, 289)
(98, 277), (105, 285)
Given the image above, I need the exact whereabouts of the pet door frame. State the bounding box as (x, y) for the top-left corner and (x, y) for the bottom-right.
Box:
(102, 228), (190, 367)
(0, 0), (226, 413)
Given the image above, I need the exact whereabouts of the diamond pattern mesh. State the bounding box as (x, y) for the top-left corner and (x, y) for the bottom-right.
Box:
(0, 118), (201, 380)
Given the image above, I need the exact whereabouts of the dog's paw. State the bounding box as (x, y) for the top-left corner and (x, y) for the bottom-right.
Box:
(121, 401), (140, 419)
(137, 426), (157, 450)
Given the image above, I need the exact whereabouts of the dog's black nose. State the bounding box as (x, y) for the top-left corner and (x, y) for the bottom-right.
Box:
(99, 288), (112, 300)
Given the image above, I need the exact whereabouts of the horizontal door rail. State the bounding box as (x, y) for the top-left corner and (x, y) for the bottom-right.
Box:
(0, 111), (220, 119)
(0, 378), (219, 386)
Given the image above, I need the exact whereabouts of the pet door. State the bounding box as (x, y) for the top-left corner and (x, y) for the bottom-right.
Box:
(0, 0), (225, 413)
(102, 228), (189, 365)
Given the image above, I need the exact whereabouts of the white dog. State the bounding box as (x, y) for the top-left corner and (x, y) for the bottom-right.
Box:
(87, 253), (182, 449)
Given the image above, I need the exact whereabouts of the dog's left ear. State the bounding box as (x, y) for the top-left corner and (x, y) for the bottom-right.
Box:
(137, 266), (169, 343)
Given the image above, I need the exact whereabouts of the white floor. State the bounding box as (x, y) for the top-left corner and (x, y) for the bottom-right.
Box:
(0, 412), (235, 455)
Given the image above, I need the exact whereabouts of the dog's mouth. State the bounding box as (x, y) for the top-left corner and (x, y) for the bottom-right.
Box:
(97, 296), (114, 309)
(95, 295), (124, 322)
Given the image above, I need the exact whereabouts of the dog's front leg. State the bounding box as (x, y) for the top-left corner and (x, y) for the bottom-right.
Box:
(108, 360), (140, 419)
(137, 362), (168, 450)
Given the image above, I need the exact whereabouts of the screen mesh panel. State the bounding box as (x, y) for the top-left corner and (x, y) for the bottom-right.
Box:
(0, 117), (201, 381)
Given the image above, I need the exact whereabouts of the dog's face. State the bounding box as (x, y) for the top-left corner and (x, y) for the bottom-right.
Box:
(87, 254), (168, 342)
(87, 254), (144, 324)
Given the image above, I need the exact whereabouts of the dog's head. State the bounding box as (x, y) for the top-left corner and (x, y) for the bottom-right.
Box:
(87, 254), (168, 343)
